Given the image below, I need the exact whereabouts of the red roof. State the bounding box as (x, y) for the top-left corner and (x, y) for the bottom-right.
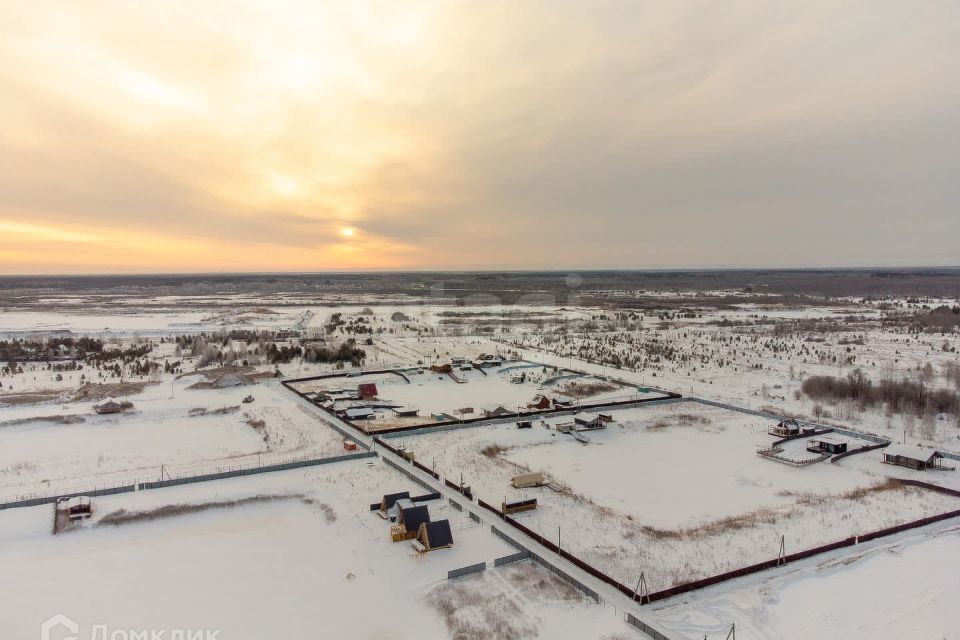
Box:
(357, 383), (378, 398)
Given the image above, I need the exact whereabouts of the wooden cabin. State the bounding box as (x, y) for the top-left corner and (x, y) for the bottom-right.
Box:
(391, 504), (431, 541)
(882, 444), (948, 471)
(415, 519), (453, 551)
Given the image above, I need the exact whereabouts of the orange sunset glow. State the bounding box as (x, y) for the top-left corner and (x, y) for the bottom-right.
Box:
(1, 1), (958, 273)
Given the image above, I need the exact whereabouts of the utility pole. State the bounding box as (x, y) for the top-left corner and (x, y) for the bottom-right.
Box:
(633, 572), (648, 603)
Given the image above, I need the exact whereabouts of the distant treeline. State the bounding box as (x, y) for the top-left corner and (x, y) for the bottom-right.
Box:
(802, 369), (960, 416)
(0, 337), (103, 362)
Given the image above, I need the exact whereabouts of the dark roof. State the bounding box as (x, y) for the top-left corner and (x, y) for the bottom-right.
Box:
(422, 520), (453, 548)
(382, 491), (410, 509)
(400, 504), (431, 531)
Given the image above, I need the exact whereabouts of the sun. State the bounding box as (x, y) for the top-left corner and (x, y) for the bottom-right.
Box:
(339, 226), (355, 239)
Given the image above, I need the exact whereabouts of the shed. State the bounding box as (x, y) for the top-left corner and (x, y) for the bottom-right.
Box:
(882, 444), (948, 470)
(511, 471), (547, 489)
(502, 497), (537, 514)
(416, 519), (453, 551)
(392, 406), (420, 417)
(357, 383), (379, 399)
(552, 395), (575, 408)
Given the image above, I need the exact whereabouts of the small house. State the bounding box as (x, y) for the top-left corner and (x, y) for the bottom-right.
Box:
(392, 504), (431, 541)
(481, 404), (513, 418)
(415, 519), (453, 551)
(770, 419), (801, 438)
(527, 394), (551, 410)
(882, 444), (948, 471)
(377, 491), (410, 518)
(93, 397), (124, 414)
(806, 435), (848, 455)
(58, 496), (92, 520)
(345, 407), (375, 420)
(573, 412), (604, 430)
(552, 395), (575, 408)
(357, 383), (379, 399)
(511, 471), (547, 489)
(392, 406), (420, 417)
(516, 419), (533, 429)
(343, 440), (358, 451)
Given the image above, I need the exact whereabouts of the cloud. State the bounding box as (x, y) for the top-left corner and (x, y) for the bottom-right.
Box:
(0, 0), (957, 273)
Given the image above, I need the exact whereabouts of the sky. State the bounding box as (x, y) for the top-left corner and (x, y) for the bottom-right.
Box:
(0, 1), (958, 274)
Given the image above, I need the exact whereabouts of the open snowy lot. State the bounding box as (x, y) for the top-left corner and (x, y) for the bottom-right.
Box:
(0, 377), (343, 499)
(396, 401), (960, 590)
(646, 524), (960, 640)
(0, 458), (635, 640)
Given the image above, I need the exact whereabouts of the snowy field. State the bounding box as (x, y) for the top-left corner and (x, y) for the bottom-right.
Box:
(396, 401), (960, 590)
(0, 292), (957, 638)
(0, 378), (343, 499)
(0, 458), (636, 640)
(647, 524), (960, 640)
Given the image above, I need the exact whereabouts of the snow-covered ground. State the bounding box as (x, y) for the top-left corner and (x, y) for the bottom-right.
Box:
(0, 294), (957, 639)
(0, 379), (343, 499)
(0, 458), (635, 640)
(397, 401), (960, 590)
(647, 524), (960, 640)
